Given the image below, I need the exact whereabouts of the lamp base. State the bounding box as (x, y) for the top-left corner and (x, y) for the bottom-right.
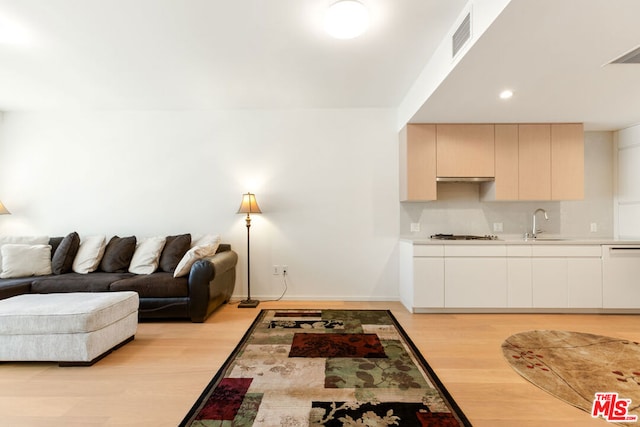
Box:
(238, 299), (260, 308)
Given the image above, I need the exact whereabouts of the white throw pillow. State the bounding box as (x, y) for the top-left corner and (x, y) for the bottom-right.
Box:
(0, 244), (52, 278)
(0, 235), (49, 274)
(72, 235), (107, 274)
(174, 234), (221, 278)
(129, 236), (167, 275)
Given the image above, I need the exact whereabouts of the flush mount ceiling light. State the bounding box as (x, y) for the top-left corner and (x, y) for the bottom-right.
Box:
(499, 89), (514, 100)
(324, 0), (370, 39)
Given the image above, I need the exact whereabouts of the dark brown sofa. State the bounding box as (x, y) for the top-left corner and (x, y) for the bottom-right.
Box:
(0, 235), (237, 323)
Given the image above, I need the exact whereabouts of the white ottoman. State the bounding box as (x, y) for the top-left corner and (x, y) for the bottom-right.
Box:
(0, 292), (138, 366)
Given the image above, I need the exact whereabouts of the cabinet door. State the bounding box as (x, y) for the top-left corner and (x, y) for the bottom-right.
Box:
(444, 258), (507, 307)
(493, 124), (519, 200)
(532, 258), (567, 307)
(414, 257), (445, 307)
(507, 258), (532, 307)
(551, 123), (584, 200)
(436, 124), (494, 178)
(399, 125), (436, 201)
(568, 258), (602, 308)
(602, 246), (640, 309)
(519, 124), (551, 200)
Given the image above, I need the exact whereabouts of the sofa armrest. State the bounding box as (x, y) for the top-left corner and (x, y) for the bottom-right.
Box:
(188, 248), (238, 322)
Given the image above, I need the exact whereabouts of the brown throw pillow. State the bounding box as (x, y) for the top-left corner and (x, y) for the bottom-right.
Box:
(100, 236), (136, 273)
(51, 232), (81, 274)
(160, 234), (191, 273)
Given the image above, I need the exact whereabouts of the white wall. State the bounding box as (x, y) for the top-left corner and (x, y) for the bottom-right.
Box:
(0, 109), (400, 301)
(397, 0), (512, 128)
(615, 124), (640, 239)
(400, 131), (614, 239)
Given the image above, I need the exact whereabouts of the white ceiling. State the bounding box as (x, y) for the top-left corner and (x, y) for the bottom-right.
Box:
(0, 0), (465, 110)
(411, 0), (640, 131)
(0, 0), (639, 131)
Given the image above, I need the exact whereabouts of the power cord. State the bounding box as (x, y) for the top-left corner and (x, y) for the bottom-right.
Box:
(230, 270), (288, 305)
(261, 270), (288, 303)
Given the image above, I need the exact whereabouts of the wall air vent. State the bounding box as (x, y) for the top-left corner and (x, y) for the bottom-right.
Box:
(609, 45), (640, 64)
(452, 12), (471, 58)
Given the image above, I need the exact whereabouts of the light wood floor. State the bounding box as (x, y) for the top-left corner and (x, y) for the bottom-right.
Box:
(1, 300), (638, 426)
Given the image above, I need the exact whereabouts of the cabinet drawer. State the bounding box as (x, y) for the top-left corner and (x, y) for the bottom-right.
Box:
(507, 245), (532, 257)
(444, 245), (506, 257)
(413, 245), (444, 257)
(532, 245), (602, 257)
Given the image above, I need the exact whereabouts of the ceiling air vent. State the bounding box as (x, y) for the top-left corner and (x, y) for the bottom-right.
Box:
(609, 45), (640, 64)
(452, 12), (471, 58)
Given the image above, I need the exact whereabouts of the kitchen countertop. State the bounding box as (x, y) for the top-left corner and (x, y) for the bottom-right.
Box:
(401, 236), (640, 245)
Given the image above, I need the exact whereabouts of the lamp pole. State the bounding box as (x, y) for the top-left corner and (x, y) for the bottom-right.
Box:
(237, 193), (261, 308)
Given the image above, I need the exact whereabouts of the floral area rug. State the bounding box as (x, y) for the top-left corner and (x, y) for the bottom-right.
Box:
(180, 309), (471, 426)
(503, 330), (640, 426)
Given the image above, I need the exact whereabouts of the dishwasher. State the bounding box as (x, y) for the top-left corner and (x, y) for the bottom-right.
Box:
(602, 245), (640, 309)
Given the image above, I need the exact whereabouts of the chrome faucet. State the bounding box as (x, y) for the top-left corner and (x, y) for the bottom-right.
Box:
(527, 208), (549, 239)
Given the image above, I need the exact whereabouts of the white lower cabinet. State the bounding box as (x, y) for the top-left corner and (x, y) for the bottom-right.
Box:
(507, 246), (532, 307)
(399, 241), (444, 312)
(414, 257), (444, 307)
(602, 245), (640, 308)
(401, 241), (608, 312)
(444, 258), (507, 307)
(532, 259), (567, 307)
(531, 245), (602, 309)
(444, 245), (507, 307)
(568, 258), (602, 308)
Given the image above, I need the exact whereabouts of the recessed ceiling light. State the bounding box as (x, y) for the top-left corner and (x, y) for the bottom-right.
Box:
(324, 0), (370, 39)
(499, 90), (514, 100)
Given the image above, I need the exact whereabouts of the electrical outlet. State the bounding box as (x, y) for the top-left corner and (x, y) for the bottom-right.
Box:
(410, 223), (421, 232)
(282, 265), (288, 275)
(493, 222), (503, 232)
(272, 265), (280, 275)
(590, 223), (598, 233)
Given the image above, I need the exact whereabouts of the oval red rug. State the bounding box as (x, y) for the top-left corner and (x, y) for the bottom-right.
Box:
(503, 330), (640, 425)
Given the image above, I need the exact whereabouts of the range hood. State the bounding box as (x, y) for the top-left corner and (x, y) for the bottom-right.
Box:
(436, 177), (495, 183)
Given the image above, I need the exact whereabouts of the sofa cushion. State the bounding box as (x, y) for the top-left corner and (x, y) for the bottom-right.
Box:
(52, 232), (81, 275)
(129, 236), (166, 275)
(100, 236), (136, 273)
(174, 234), (220, 278)
(109, 272), (189, 298)
(31, 272), (134, 293)
(0, 236), (49, 274)
(159, 234), (191, 273)
(0, 244), (52, 279)
(49, 236), (64, 257)
(72, 235), (107, 274)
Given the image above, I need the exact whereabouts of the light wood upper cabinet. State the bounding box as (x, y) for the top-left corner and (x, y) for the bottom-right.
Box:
(402, 122), (584, 202)
(519, 124), (551, 200)
(399, 124), (436, 201)
(485, 123), (584, 201)
(493, 124), (519, 200)
(551, 123), (584, 200)
(436, 124), (495, 177)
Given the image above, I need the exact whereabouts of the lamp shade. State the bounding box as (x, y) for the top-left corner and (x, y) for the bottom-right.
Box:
(237, 193), (261, 214)
(0, 200), (10, 215)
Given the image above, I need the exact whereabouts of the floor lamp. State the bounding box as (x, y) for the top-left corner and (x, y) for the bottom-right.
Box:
(237, 192), (261, 308)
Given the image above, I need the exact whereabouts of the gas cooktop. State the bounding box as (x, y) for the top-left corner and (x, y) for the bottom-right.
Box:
(430, 234), (499, 241)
